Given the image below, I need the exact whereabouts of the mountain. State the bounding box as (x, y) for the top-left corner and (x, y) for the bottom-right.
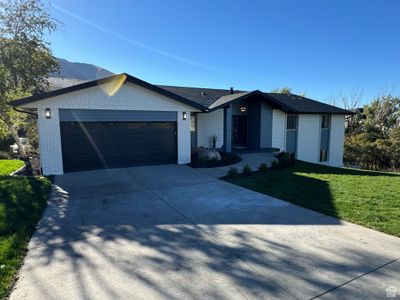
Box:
(52, 58), (114, 80)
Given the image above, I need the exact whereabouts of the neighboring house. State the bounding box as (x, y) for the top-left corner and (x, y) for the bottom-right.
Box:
(12, 73), (352, 175)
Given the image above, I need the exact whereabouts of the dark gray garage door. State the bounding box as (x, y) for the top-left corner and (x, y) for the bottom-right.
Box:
(60, 121), (177, 172)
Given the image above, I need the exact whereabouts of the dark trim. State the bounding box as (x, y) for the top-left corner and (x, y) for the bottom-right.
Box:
(13, 106), (38, 117)
(11, 73), (207, 111)
(209, 90), (283, 111)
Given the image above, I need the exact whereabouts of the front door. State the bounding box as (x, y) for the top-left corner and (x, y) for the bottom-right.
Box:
(232, 115), (247, 146)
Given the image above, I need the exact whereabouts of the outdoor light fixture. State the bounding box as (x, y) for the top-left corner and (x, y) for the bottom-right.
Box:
(240, 106), (247, 112)
(45, 108), (51, 119)
(182, 111), (187, 120)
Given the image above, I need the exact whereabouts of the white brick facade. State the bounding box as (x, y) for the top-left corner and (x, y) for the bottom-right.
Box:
(23, 82), (199, 175)
(328, 114), (345, 167)
(197, 109), (224, 148)
(297, 114), (320, 163)
(21, 80), (347, 174)
(271, 109), (286, 151)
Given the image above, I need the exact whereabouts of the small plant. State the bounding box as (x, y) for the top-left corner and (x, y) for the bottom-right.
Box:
(258, 163), (268, 173)
(271, 159), (280, 170)
(242, 164), (252, 176)
(276, 151), (295, 169)
(227, 167), (238, 178)
(0, 151), (10, 159)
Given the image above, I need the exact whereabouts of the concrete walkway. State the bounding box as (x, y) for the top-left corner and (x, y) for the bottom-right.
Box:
(11, 165), (400, 300)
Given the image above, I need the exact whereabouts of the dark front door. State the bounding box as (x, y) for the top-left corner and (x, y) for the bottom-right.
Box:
(232, 115), (247, 146)
(60, 121), (177, 172)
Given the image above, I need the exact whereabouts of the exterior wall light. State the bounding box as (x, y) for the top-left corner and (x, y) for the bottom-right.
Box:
(182, 111), (187, 120)
(45, 108), (51, 119)
(240, 106), (247, 113)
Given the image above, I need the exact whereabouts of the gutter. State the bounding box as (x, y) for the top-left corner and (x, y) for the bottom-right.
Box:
(12, 106), (38, 117)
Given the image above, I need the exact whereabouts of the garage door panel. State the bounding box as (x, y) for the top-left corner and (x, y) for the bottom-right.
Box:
(60, 121), (177, 172)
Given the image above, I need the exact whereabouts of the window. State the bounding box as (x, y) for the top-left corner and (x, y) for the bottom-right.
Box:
(287, 115), (297, 130)
(320, 149), (328, 162)
(190, 114), (197, 132)
(320, 115), (331, 162)
(321, 114), (331, 129)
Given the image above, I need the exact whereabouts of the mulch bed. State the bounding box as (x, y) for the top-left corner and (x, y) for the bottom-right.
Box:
(187, 152), (242, 168)
(14, 156), (41, 176)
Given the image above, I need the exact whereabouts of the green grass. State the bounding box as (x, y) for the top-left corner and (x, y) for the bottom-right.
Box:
(0, 175), (52, 298)
(0, 160), (25, 176)
(227, 161), (400, 237)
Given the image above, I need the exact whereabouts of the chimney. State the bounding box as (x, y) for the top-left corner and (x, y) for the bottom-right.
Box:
(230, 87), (234, 94)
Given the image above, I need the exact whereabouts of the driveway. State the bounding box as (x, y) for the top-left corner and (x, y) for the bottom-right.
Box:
(11, 165), (400, 299)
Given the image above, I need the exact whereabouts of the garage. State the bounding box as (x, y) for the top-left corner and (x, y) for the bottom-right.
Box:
(59, 109), (177, 172)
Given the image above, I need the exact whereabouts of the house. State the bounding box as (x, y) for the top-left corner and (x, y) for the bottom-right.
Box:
(11, 73), (352, 175)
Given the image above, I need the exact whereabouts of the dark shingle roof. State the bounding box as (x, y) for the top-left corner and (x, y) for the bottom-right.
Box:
(47, 77), (88, 90)
(156, 86), (352, 114)
(156, 85), (243, 108)
(13, 74), (353, 115)
(264, 93), (351, 114)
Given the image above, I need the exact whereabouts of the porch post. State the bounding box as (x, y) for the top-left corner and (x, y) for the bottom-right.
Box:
(223, 104), (232, 152)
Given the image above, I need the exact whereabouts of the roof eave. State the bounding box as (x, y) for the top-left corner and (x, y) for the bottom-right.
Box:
(10, 73), (207, 111)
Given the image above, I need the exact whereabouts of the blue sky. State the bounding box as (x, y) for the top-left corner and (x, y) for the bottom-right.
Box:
(48, 0), (399, 105)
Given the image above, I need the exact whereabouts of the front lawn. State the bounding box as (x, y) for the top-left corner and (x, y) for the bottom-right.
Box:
(227, 161), (400, 237)
(0, 176), (52, 298)
(0, 160), (25, 176)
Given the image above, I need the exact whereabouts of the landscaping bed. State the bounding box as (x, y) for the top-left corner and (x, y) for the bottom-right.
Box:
(0, 175), (52, 298)
(226, 161), (400, 237)
(188, 152), (241, 168)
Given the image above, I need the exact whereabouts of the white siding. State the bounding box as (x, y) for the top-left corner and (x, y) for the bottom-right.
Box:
(271, 109), (286, 151)
(22, 82), (198, 175)
(37, 108), (63, 175)
(297, 114), (320, 163)
(197, 109), (224, 148)
(328, 114), (345, 167)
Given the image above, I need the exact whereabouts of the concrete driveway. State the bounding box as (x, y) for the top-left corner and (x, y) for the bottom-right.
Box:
(11, 165), (400, 299)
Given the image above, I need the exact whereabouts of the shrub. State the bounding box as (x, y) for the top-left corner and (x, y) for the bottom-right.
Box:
(271, 159), (280, 170)
(258, 163), (268, 173)
(0, 151), (10, 159)
(276, 151), (295, 168)
(227, 167), (238, 178)
(242, 164), (252, 176)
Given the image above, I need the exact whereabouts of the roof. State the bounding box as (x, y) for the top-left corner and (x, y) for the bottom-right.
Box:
(264, 93), (352, 114)
(47, 77), (88, 90)
(156, 85), (244, 108)
(11, 73), (353, 115)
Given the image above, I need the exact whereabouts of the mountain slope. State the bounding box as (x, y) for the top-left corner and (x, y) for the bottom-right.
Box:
(53, 58), (113, 80)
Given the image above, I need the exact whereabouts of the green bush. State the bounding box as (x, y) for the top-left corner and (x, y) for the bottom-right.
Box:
(242, 164), (252, 176)
(258, 163), (268, 173)
(276, 151), (295, 169)
(227, 167), (238, 178)
(0, 151), (10, 159)
(271, 159), (280, 170)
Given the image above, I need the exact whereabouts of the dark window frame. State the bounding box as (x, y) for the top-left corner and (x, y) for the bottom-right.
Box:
(321, 114), (331, 129)
(286, 114), (298, 130)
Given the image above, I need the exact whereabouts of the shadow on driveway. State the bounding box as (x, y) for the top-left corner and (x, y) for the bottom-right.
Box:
(10, 165), (400, 300)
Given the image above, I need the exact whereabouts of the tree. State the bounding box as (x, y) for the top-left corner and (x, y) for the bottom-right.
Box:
(329, 88), (363, 136)
(0, 0), (59, 158)
(270, 87), (306, 97)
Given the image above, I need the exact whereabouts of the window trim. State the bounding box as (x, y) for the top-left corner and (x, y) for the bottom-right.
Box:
(286, 114), (298, 130)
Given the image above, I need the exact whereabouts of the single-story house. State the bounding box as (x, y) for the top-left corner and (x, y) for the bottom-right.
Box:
(12, 73), (352, 175)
